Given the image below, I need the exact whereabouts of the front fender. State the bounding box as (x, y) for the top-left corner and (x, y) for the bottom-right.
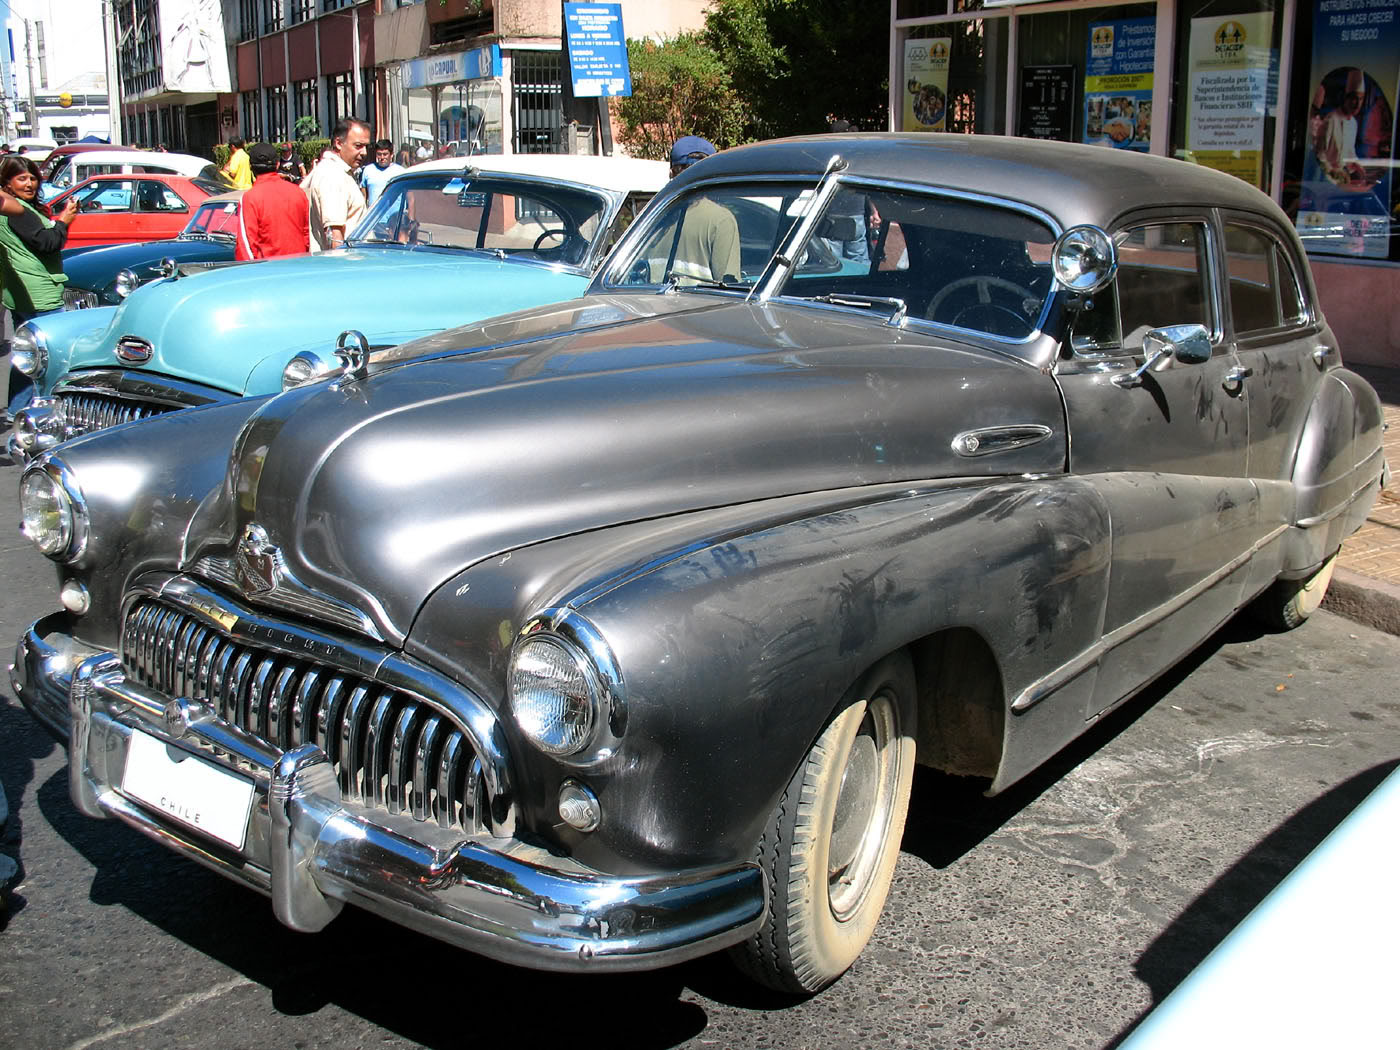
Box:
(27, 307), (117, 396)
(407, 477), (1112, 876)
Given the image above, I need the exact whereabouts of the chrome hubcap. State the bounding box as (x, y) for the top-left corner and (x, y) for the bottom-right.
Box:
(828, 692), (899, 921)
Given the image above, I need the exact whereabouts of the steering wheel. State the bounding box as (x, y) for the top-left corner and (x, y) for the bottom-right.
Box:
(533, 228), (570, 252)
(927, 276), (1037, 333)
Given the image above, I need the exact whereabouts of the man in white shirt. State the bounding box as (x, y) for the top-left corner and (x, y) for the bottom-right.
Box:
(360, 139), (405, 209)
(302, 117), (370, 252)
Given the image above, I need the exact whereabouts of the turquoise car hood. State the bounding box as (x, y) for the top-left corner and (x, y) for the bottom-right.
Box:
(61, 247), (592, 396)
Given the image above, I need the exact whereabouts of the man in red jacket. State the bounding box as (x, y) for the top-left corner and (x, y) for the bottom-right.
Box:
(235, 142), (310, 260)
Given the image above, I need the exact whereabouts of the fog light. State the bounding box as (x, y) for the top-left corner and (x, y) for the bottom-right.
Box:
(60, 579), (90, 615)
(558, 780), (600, 832)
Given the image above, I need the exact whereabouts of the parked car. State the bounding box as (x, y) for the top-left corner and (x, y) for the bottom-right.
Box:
(6, 153), (667, 460)
(40, 148), (230, 202)
(48, 173), (231, 249)
(39, 141), (130, 184)
(59, 191), (243, 307)
(12, 135), (1386, 994)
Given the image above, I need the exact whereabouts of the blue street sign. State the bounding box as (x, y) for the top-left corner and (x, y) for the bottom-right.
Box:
(564, 3), (632, 97)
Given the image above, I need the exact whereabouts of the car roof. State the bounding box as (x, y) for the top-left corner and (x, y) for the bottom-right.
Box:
(197, 189), (244, 205)
(406, 153), (670, 194)
(674, 133), (1290, 232)
(61, 149), (215, 176)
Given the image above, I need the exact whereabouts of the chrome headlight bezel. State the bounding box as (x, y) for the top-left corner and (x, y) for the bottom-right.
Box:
(10, 322), (48, 378)
(61, 286), (99, 309)
(508, 610), (626, 761)
(113, 268), (141, 298)
(19, 458), (88, 561)
(281, 350), (334, 391)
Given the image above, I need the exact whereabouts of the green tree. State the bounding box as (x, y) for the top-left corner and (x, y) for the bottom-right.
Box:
(615, 34), (749, 161)
(704, 0), (889, 139)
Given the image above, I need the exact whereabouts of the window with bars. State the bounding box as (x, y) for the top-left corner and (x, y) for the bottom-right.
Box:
(263, 0), (284, 34)
(294, 78), (319, 132)
(266, 84), (289, 142)
(238, 0), (258, 40)
(326, 71), (354, 130)
(242, 91), (262, 142)
(512, 50), (563, 154)
(289, 0), (314, 24)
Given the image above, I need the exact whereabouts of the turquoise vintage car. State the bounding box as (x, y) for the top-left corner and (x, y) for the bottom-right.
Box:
(8, 154), (667, 460)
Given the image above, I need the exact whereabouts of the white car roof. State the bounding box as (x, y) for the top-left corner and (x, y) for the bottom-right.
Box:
(62, 150), (215, 177)
(404, 153), (670, 194)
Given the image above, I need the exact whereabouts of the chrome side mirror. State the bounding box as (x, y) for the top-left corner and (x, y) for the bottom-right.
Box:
(1052, 225), (1116, 294)
(1113, 323), (1212, 387)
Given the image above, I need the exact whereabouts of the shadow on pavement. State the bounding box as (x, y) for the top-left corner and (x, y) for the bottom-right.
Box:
(1105, 757), (1399, 1047)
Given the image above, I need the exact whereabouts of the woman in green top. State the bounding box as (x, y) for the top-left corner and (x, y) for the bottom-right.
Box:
(0, 153), (78, 415)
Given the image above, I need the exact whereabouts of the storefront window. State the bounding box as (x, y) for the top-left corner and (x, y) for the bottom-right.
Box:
(405, 80), (503, 159)
(1282, 0), (1398, 262)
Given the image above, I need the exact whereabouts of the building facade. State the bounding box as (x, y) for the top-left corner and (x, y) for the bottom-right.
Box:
(888, 0), (1400, 365)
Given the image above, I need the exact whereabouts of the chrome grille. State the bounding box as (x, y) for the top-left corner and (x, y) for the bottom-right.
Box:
(121, 597), (488, 833)
(57, 391), (172, 434)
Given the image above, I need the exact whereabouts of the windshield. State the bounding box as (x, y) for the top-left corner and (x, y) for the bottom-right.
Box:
(44, 154), (71, 184)
(350, 171), (613, 267)
(181, 200), (240, 240)
(604, 180), (1058, 340)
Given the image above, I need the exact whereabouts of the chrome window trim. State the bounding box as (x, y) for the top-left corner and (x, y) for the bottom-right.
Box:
(1217, 213), (1318, 336)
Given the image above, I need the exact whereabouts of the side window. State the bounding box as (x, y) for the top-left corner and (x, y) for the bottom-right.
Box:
(76, 179), (135, 212)
(1222, 222), (1308, 335)
(135, 181), (187, 212)
(1073, 221), (1212, 354)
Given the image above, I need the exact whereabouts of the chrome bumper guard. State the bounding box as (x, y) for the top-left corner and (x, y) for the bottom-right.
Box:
(12, 616), (766, 971)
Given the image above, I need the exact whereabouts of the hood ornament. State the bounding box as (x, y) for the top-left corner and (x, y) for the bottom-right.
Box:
(235, 523), (284, 596)
(332, 329), (371, 388)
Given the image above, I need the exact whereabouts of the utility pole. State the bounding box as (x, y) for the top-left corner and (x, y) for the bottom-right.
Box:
(24, 19), (37, 137)
(103, 0), (123, 143)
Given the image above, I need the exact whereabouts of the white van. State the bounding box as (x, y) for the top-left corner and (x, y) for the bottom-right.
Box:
(41, 150), (230, 201)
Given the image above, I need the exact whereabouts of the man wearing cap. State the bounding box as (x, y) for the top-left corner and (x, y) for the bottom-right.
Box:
(664, 135), (740, 285)
(236, 142), (310, 261)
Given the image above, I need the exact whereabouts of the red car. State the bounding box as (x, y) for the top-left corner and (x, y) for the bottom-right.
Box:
(50, 172), (230, 248)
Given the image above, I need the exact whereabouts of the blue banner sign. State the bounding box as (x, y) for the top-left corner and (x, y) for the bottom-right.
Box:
(404, 45), (502, 89)
(564, 3), (632, 97)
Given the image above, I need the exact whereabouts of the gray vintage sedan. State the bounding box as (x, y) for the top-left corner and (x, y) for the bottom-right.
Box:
(12, 134), (1387, 994)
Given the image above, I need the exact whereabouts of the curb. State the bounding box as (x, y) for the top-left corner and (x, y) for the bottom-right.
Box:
(1323, 567), (1400, 637)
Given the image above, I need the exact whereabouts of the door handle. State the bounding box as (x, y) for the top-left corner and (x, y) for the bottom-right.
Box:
(1223, 365), (1253, 388)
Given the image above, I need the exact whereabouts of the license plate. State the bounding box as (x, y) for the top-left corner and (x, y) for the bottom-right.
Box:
(122, 730), (255, 850)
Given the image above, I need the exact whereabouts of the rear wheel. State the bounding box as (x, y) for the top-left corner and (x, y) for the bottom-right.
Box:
(732, 653), (916, 994)
(1251, 550), (1338, 631)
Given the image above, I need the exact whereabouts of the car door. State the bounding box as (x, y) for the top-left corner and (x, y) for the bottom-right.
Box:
(133, 179), (190, 241)
(1054, 213), (1256, 719)
(69, 179), (138, 247)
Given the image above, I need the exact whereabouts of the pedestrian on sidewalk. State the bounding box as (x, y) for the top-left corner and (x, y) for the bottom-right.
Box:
(236, 143), (310, 261)
(360, 139), (404, 209)
(222, 137), (253, 190)
(302, 117), (370, 252)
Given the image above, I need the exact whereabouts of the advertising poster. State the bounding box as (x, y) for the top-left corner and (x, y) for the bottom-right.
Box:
(904, 38), (950, 132)
(1295, 0), (1399, 258)
(1187, 14), (1274, 186)
(1082, 18), (1155, 152)
(160, 0), (231, 94)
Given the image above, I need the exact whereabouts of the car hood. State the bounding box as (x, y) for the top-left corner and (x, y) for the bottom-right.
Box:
(62, 238), (232, 292)
(65, 247), (591, 395)
(188, 295), (1068, 644)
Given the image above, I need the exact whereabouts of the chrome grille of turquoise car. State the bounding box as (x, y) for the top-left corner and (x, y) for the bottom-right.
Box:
(57, 392), (172, 434)
(120, 597), (488, 834)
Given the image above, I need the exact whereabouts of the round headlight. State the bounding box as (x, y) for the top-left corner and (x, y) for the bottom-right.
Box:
(114, 268), (140, 298)
(20, 469), (73, 557)
(509, 635), (600, 756)
(1052, 225), (1117, 294)
(10, 323), (47, 378)
(282, 352), (330, 391)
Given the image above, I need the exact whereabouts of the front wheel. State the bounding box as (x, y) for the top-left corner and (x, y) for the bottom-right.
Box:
(732, 653), (916, 994)
(1251, 550), (1339, 631)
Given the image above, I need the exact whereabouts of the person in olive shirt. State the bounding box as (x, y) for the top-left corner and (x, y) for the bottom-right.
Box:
(0, 154), (78, 416)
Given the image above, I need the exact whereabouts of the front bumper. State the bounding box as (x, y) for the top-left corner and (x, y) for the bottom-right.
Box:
(11, 615), (765, 971)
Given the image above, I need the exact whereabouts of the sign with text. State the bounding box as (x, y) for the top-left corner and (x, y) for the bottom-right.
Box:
(1019, 65), (1075, 140)
(1082, 18), (1155, 152)
(1187, 14), (1273, 187)
(903, 37), (950, 132)
(564, 3), (632, 97)
(1295, 0), (1399, 258)
(404, 45), (502, 89)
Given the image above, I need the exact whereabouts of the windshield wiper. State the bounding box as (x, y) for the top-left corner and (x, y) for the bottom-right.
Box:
(793, 293), (908, 327)
(658, 275), (750, 294)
